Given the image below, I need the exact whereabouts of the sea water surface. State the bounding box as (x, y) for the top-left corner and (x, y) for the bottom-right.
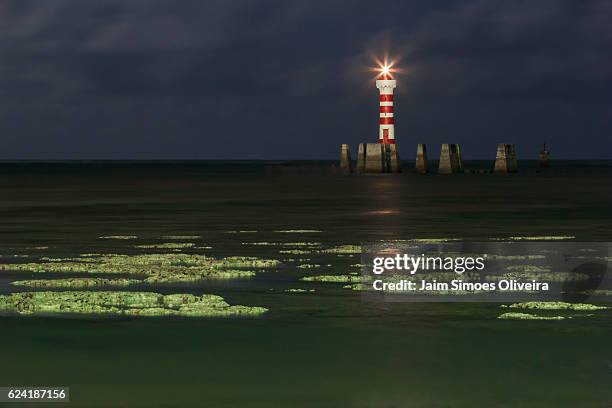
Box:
(0, 161), (611, 407)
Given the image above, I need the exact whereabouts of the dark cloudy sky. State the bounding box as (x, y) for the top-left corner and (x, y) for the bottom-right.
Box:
(0, 0), (610, 160)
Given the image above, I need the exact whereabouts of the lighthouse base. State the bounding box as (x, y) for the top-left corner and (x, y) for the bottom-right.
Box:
(353, 143), (401, 174)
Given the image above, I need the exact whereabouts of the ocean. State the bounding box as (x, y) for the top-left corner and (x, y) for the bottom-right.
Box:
(0, 161), (611, 407)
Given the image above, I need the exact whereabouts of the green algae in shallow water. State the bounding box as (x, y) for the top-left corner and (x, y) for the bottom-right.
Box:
(493, 235), (575, 241)
(301, 275), (364, 283)
(297, 264), (321, 269)
(485, 255), (546, 260)
(320, 245), (361, 254)
(284, 288), (315, 293)
(11, 278), (141, 288)
(384, 238), (461, 243)
(581, 290), (612, 296)
(0, 291), (267, 317)
(504, 301), (608, 311)
(343, 283), (366, 291)
(486, 271), (589, 282)
(0, 253), (280, 284)
(241, 242), (321, 247)
(505, 265), (551, 273)
(275, 230), (322, 233)
(99, 235), (137, 240)
(135, 243), (196, 249)
(497, 312), (566, 320)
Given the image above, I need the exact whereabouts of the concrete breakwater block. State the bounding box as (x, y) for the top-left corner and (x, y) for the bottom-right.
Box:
(539, 144), (550, 168)
(365, 143), (385, 173)
(356, 144), (366, 173)
(352, 143), (401, 174)
(494, 144), (518, 173)
(415, 144), (428, 173)
(438, 144), (463, 174)
(386, 144), (401, 173)
(340, 144), (352, 173)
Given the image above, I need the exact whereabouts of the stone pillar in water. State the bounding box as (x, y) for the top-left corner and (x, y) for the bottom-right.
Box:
(339, 144), (352, 174)
(539, 144), (550, 168)
(364, 143), (385, 173)
(494, 144), (518, 173)
(415, 144), (428, 173)
(356, 143), (366, 173)
(438, 144), (462, 174)
(455, 144), (464, 173)
(508, 145), (518, 172)
(352, 143), (401, 174)
(386, 144), (401, 173)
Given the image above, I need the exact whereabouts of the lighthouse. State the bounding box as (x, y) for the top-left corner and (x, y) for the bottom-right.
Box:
(376, 66), (397, 144)
(339, 59), (401, 173)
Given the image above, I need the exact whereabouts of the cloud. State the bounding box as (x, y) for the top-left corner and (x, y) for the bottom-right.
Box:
(0, 0), (610, 159)
(382, 0), (612, 99)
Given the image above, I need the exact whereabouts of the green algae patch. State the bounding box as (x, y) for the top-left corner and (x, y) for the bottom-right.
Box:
(162, 294), (202, 308)
(275, 230), (322, 233)
(486, 271), (589, 282)
(11, 278), (141, 288)
(297, 264), (321, 269)
(321, 245), (361, 254)
(161, 235), (201, 240)
(0, 291), (267, 318)
(504, 301), (608, 311)
(284, 288), (315, 293)
(505, 265), (551, 273)
(343, 283), (366, 291)
(279, 244), (360, 255)
(485, 255), (546, 260)
(0, 253), (280, 284)
(241, 242), (321, 247)
(493, 235), (575, 241)
(581, 290), (612, 296)
(498, 312), (565, 320)
(301, 274), (364, 283)
(99, 235), (138, 240)
(385, 238), (461, 244)
(135, 243), (196, 249)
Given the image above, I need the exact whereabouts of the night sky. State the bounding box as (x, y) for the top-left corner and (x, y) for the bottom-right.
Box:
(1, 0), (610, 160)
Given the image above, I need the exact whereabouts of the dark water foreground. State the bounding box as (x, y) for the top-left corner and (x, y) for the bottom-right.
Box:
(0, 161), (611, 407)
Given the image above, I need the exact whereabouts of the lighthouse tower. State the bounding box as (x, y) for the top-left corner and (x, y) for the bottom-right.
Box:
(339, 60), (401, 173)
(376, 70), (397, 144)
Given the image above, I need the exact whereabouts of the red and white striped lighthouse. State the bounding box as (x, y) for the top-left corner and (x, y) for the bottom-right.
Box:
(376, 67), (397, 144)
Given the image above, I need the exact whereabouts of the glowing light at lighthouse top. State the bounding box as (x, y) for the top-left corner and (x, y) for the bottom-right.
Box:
(376, 60), (397, 144)
(380, 63), (392, 79)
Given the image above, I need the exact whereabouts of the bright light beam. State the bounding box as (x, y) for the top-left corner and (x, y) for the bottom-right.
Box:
(373, 57), (396, 79)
